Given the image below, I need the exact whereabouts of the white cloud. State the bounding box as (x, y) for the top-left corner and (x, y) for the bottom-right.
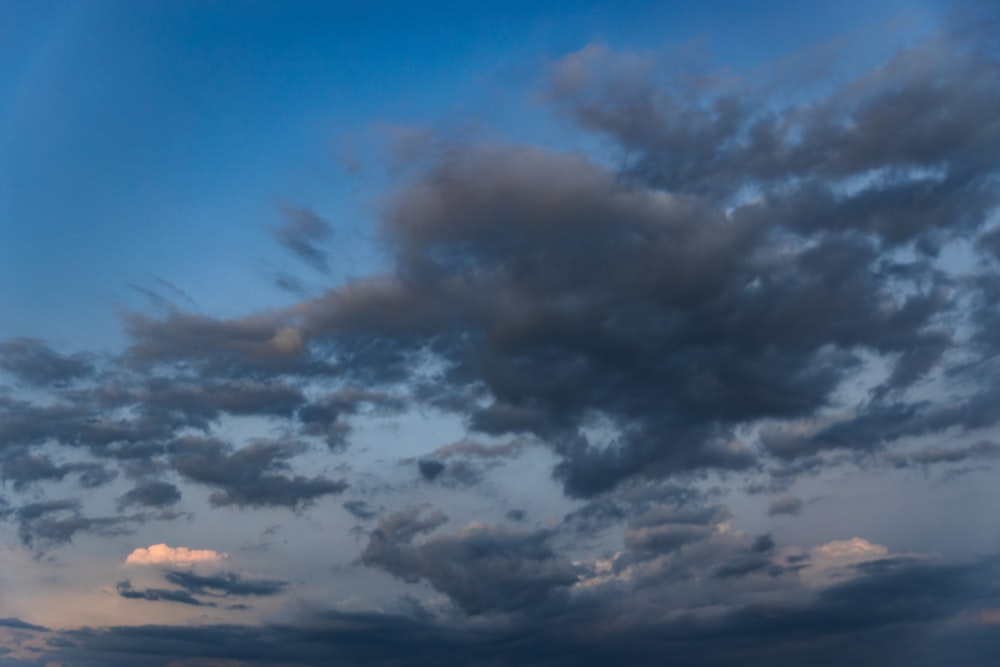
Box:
(125, 543), (228, 565)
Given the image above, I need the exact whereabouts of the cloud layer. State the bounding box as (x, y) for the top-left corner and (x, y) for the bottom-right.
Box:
(1, 6), (999, 666)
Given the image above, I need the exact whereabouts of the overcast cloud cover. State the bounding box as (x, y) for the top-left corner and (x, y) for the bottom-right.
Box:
(2, 1), (1000, 665)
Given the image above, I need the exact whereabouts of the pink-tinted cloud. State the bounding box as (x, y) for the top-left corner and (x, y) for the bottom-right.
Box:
(125, 543), (228, 565)
(797, 537), (896, 587)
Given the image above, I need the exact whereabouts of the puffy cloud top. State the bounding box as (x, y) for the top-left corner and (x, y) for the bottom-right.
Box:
(125, 543), (228, 565)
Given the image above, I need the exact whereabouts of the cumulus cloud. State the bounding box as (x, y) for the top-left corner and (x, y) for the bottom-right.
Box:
(125, 543), (228, 566)
(0, 338), (93, 387)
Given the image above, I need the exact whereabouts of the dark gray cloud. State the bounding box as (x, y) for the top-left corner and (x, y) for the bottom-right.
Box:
(759, 387), (1000, 460)
(168, 437), (348, 509)
(0, 618), (47, 632)
(0, 392), (180, 461)
(416, 458), (445, 481)
(979, 226), (1000, 260)
(562, 480), (710, 535)
(114, 568), (287, 609)
(363, 506), (582, 615)
(13, 500), (132, 551)
(163, 569), (288, 597)
(412, 438), (527, 487)
(768, 496), (804, 517)
(138, 378), (306, 427)
(0, 450), (116, 491)
(272, 206), (334, 273)
(13, 554), (1000, 666)
(298, 387), (405, 450)
(116, 480), (182, 510)
(343, 499), (379, 520)
(282, 94), (989, 494)
(0, 338), (93, 387)
(887, 440), (1000, 468)
(624, 505), (727, 555)
(123, 310), (319, 377)
(547, 39), (1000, 210)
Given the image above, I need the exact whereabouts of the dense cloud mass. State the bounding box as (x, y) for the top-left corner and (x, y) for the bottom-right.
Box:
(1, 7), (1000, 666)
(363, 507), (581, 615)
(3, 555), (1000, 666)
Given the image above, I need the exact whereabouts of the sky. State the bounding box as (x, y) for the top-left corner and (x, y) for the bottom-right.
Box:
(1, 1), (1000, 665)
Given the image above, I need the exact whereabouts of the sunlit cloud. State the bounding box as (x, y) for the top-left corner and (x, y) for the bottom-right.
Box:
(799, 537), (896, 586)
(811, 537), (888, 560)
(125, 544), (228, 566)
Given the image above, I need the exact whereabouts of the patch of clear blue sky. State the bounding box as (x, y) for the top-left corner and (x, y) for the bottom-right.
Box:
(0, 0), (937, 350)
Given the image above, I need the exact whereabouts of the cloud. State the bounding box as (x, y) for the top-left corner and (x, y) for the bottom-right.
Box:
(283, 98), (988, 494)
(416, 458), (446, 481)
(363, 507), (583, 615)
(272, 205), (334, 273)
(297, 388), (405, 450)
(812, 537), (888, 560)
(123, 310), (317, 377)
(0, 450), (117, 491)
(0, 338), (93, 387)
(163, 570), (288, 597)
(125, 543), (228, 566)
(410, 438), (527, 487)
(0, 618), (48, 632)
(885, 440), (1000, 468)
(106, 40), (1000, 494)
(116, 480), (182, 510)
(768, 496), (804, 517)
(18, 554), (1000, 666)
(115, 580), (211, 607)
(624, 505), (727, 555)
(343, 499), (379, 520)
(128, 275), (199, 312)
(0, 8), (998, 667)
(795, 537), (902, 587)
(13, 499), (133, 551)
(167, 437), (348, 509)
(112, 567), (289, 609)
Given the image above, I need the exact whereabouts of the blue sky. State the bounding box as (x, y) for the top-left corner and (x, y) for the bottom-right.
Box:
(4, 2), (1000, 666)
